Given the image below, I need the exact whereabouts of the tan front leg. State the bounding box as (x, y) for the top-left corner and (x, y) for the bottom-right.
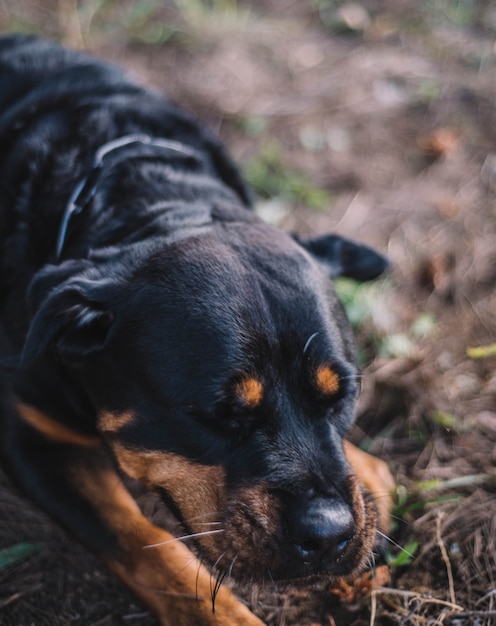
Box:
(74, 464), (265, 626)
(12, 402), (264, 625)
(344, 441), (395, 532)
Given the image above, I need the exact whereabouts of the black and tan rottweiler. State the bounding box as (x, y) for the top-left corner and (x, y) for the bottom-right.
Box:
(0, 35), (395, 626)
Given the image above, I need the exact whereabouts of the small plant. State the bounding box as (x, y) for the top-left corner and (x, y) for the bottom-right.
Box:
(173, 0), (252, 33)
(385, 538), (419, 568)
(245, 140), (331, 210)
(89, 0), (181, 46)
(392, 483), (462, 523)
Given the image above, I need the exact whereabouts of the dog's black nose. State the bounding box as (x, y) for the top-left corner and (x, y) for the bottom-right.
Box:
(289, 500), (355, 564)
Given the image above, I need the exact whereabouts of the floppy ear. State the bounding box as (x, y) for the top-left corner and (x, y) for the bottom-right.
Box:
(22, 276), (113, 367)
(294, 233), (389, 281)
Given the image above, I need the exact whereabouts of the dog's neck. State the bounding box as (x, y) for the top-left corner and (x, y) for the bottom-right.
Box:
(56, 134), (198, 260)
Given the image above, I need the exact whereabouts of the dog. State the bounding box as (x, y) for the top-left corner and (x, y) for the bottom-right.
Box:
(0, 35), (395, 626)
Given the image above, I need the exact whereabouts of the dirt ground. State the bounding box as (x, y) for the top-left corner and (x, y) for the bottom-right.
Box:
(0, 1), (495, 625)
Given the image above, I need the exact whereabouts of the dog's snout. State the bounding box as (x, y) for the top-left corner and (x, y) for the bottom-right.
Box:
(289, 499), (355, 564)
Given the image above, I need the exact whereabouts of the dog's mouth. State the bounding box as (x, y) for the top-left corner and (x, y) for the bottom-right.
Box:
(153, 475), (378, 586)
(226, 479), (375, 584)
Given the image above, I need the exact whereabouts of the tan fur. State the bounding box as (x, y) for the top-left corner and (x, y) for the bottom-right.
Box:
(235, 377), (264, 407)
(112, 444), (225, 550)
(17, 402), (101, 447)
(98, 410), (135, 434)
(315, 365), (340, 395)
(72, 463), (263, 626)
(344, 441), (395, 532)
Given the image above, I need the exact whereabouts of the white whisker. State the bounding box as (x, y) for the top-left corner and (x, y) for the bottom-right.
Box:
(303, 332), (319, 354)
(227, 554), (238, 581)
(266, 567), (277, 592)
(376, 530), (415, 558)
(144, 529), (224, 549)
(212, 551), (226, 571)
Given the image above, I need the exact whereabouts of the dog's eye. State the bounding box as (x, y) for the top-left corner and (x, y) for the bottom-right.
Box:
(225, 418), (243, 434)
(224, 409), (258, 438)
(209, 402), (257, 440)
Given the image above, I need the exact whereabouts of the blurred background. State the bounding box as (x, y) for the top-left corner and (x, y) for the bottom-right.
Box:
(0, 1), (495, 625)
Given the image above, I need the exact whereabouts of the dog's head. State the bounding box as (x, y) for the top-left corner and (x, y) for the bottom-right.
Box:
(22, 223), (388, 583)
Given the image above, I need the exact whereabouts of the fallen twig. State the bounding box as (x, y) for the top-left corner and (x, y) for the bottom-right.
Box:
(436, 512), (456, 606)
(369, 587), (464, 626)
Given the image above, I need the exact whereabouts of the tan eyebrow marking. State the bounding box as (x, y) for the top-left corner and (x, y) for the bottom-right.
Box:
(235, 377), (264, 407)
(98, 410), (135, 434)
(315, 365), (340, 395)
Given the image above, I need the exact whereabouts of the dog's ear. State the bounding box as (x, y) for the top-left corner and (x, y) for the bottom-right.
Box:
(294, 233), (389, 281)
(22, 273), (114, 367)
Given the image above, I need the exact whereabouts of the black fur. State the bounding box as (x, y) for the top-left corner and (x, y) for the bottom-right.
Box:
(0, 34), (389, 592)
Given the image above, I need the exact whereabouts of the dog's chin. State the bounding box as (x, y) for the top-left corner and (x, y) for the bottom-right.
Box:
(202, 558), (363, 596)
(253, 572), (338, 593)
(239, 564), (365, 591)
(193, 537), (369, 591)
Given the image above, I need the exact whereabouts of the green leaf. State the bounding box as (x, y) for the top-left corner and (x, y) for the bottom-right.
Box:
(466, 343), (496, 359)
(386, 539), (418, 567)
(431, 410), (459, 431)
(380, 333), (415, 358)
(240, 115), (268, 137)
(334, 278), (370, 328)
(0, 542), (42, 571)
(411, 312), (436, 338)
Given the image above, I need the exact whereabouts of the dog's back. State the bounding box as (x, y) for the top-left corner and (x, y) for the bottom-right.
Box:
(0, 34), (252, 349)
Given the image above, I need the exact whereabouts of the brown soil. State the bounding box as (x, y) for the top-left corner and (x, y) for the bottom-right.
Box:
(1, 1), (495, 625)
